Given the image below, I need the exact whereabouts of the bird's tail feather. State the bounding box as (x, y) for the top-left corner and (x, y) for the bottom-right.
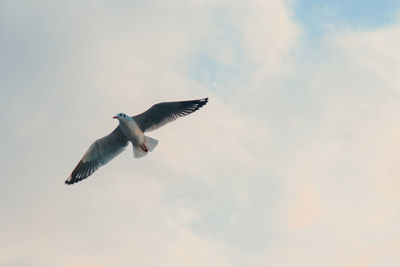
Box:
(133, 146), (147, 158)
(132, 136), (158, 158)
(144, 136), (158, 152)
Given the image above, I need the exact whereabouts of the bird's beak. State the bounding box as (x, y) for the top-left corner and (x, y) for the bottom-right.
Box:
(113, 116), (117, 119)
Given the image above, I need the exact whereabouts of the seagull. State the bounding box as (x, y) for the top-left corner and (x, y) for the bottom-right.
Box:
(65, 98), (208, 185)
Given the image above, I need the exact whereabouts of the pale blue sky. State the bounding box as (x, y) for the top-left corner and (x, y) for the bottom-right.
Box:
(187, 0), (400, 98)
(294, 0), (400, 33)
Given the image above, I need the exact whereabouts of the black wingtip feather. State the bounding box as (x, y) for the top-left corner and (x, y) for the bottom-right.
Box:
(65, 160), (100, 185)
(189, 97), (208, 112)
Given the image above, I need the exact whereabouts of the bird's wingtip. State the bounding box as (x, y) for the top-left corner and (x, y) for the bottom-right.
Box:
(65, 175), (73, 185)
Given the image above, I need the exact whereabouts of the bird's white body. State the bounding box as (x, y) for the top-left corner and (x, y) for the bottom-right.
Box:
(117, 115), (144, 146)
(115, 113), (159, 158)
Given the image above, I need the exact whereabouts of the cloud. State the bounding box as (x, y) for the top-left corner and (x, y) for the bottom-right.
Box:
(258, 24), (400, 266)
(1, 0), (400, 266)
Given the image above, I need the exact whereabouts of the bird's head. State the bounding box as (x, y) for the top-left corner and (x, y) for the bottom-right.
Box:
(113, 113), (128, 120)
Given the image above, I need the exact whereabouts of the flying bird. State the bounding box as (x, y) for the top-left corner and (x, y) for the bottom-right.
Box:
(65, 98), (208, 185)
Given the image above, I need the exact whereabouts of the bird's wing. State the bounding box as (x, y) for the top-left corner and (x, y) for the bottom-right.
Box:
(132, 98), (208, 132)
(65, 126), (129, 185)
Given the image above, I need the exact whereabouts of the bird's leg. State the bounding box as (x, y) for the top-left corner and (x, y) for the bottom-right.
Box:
(141, 143), (148, 152)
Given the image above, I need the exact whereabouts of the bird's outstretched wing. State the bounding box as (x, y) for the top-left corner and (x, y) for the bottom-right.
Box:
(132, 98), (208, 132)
(65, 126), (129, 185)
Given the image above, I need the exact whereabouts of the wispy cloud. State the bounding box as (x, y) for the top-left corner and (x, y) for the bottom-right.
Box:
(1, 0), (400, 266)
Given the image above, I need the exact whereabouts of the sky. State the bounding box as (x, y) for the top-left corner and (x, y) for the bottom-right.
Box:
(1, 0), (400, 266)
